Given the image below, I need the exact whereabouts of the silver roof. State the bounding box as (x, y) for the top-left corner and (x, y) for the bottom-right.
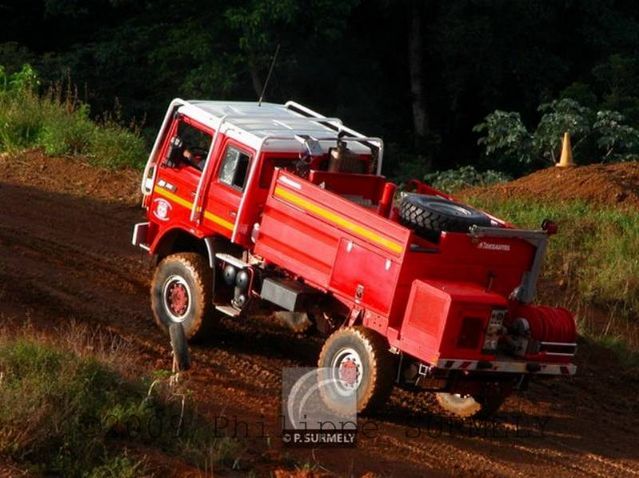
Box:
(177, 100), (378, 154)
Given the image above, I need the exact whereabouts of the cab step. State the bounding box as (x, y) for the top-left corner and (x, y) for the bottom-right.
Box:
(215, 305), (241, 318)
(215, 253), (249, 269)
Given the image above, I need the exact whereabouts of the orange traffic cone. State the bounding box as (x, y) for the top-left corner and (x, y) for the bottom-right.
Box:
(556, 132), (575, 167)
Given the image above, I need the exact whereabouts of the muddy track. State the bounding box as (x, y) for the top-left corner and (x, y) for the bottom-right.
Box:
(1, 161), (638, 477)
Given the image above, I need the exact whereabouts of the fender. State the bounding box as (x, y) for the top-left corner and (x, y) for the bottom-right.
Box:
(150, 224), (216, 268)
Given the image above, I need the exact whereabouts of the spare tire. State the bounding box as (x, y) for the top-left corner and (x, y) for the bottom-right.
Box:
(399, 194), (492, 241)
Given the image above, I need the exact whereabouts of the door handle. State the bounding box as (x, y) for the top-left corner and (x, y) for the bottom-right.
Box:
(230, 211), (237, 217)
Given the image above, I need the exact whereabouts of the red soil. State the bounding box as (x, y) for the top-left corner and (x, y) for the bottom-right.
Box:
(467, 161), (639, 209)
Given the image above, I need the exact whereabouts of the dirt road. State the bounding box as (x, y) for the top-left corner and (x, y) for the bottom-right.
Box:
(1, 153), (638, 477)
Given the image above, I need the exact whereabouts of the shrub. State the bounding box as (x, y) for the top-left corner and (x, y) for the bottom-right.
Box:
(0, 64), (146, 168)
(40, 103), (96, 155)
(593, 110), (639, 161)
(533, 98), (592, 163)
(474, 98), (639, 173)
(90, 122), (147, 169)
(472, 110), (533, 173)
(423, 165), (510, 193)
(0, 325), (246, 476)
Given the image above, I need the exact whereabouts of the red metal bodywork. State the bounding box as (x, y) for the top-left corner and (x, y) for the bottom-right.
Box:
(138, 104), (577, 377)
(252, 170), (575, 370)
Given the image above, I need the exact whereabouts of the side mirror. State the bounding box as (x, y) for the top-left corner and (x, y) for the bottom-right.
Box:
(165, 136), (184, 168)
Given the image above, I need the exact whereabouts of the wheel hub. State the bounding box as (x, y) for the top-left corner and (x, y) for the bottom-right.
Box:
(163, 275), (191, 322)
(339, 358), (358, 386)
(331, 348), (363, 396)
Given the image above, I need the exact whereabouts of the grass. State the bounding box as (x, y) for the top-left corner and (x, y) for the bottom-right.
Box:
(0, 65), (146, 169)
(465, 196), (639, 346)
(0, 322), (246, 477)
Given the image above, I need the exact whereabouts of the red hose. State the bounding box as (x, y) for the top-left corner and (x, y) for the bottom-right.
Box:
(513, 305), (577, 343)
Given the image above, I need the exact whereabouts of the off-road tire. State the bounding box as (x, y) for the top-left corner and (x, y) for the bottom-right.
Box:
(151, 252), (216, 341)
(435, 383), (509, 419)
(399, 193), (492, 242)
(318, 326), (396, 415)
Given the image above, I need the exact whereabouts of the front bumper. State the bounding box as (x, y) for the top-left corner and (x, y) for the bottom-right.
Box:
(131, 222), (150, 250)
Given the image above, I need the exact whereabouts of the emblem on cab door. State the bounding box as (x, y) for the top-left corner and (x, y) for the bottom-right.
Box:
(152, 198), (172, 221)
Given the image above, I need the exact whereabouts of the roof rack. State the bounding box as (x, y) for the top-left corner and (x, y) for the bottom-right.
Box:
(285, 101), (383, 175)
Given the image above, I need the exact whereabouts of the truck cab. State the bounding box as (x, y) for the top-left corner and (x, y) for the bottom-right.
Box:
(133, 99), (577, 419)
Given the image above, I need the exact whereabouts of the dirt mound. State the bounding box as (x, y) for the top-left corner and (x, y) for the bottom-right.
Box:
(467, 161), (639, 208)
(0, 149), (141, 204)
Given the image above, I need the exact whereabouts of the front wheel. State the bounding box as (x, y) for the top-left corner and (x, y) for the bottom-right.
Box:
(151, 252), (216, 341)
(317, 327), (395, 415)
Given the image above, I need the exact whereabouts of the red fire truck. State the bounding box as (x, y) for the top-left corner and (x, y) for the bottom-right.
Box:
(132, 99), (577, 418)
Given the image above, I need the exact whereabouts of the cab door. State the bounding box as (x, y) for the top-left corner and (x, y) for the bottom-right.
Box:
(204, 138), (254, 242)
(150, 115), (213, 230)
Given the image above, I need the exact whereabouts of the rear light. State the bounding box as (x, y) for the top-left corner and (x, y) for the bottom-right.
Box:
(482, 309), (506, 353)
(542, 219), (558, 235)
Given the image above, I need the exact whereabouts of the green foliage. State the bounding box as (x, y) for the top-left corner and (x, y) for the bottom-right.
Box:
(39, 103), (95, 155)
(560, 82), (598, 108)
(534, 99), (592, 163)
(593, 110), (639, 161)
(472, 111), (533, 172)
(423, 165), (510, 193)
(588, 335), (639, 368)
(4, 1), (639, 172)
(475, 98), (639, 173)
(466, 197), (639, 318)
(0, 64), (146, 168)
(90, 123), (147, 169)
(8, 64), (39, 93)
(86, 455), (144, 478)
(0, 332), (247, 476)
(592, 54), (639, 124)
(0, 340), (138, 476)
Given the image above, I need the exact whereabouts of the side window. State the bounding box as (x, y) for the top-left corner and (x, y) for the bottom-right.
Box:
(219, 146), (251, 190)
(174, 121), (212, 171)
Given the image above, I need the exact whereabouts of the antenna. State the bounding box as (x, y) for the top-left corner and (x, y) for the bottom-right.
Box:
(258, 43), (280, 106)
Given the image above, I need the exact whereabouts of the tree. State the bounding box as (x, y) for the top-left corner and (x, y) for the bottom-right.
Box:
(593, 110), (639, 161)
(475, 99), (639, 172)
(407, 0), (428, 155)
(472, 111), (532, 174)
(533, 99), (592, 163)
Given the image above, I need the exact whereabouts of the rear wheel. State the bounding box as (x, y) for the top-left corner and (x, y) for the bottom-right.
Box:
(151, 252), (216, 341)
(435, 383), (509, 419)
(318, 327), (395, 415)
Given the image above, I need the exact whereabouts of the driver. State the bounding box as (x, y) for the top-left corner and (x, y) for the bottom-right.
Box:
(182, 147), (206, 170)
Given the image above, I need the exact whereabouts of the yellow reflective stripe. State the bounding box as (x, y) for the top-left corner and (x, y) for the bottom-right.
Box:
(203, 210), (235, 231)
(154, 186), (234, 231)
(154, 185), (192, 209)
(274, 186), (403, 254)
